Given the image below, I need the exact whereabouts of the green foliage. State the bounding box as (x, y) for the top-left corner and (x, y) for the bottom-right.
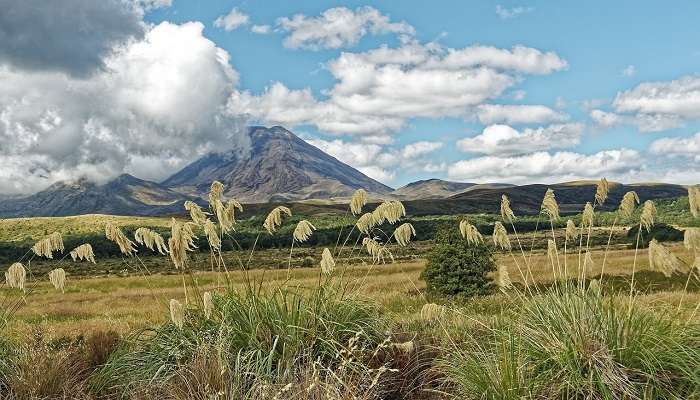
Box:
(91, 285), (386, 397)
(627, 222), (683, 248)
(421, 226), (496, 297)
(443, 287), (700, 399)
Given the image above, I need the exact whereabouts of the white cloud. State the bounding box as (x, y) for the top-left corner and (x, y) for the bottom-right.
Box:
(214, 8), (250, 31)
(229, 41), (567, 139)
(251, 24), (271, 34)
(447, 149), (641, 183)
(304, 138), (443, 183)
(495, 4), (534, 19)
(457, 123), (583, 156)
(622, 65), (636, 77)
(649, 132), (700, 162)
(476, 104), (568, 125)
(276, 6), (414, 50)
(590, 109), (681, 132)
(0, 21), (249, 195)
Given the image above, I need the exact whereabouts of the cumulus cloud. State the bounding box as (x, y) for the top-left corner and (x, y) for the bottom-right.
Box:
(214, 8), (250, 31)
(229, 40), (567, 140)
(0, 21), (249, 195)
(447, 149), (641, 183)
(591, 76), (700, 132)
(251, 24), (272, 34)
(304, 138), (442, 183)
(649, 132), (700, 162)
(476, 104), (568, 125)
(495, 5), (534, 19)
(277, 6), (415, 50)
(457, 123), (583, 156)
(0, 0), (144, 77)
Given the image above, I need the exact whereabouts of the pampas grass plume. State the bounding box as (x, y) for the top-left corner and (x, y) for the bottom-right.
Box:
(459, 220), (484, 246)
(203, 291), (214, 319)
(565, 220), (578, 241)
(595, 178), (609, 206)
(350, 189), (368, 215)
(492, 222), (511, 250)
(541, 189), (560, 221)
(105, 223), (137, 256)
(5, 262), (26, 290)
(618, 191), (640, 219)
(320, 248), (335, 275)
(293, 220), (316, 243)
(393, 223), (415, 246)
(581, 202), (594, 228)
(69, 243), (96, 263)
(500, 194), (516, 223)
(169, 299), (185, 329)
(688, 185), (700, 218)
(263, 206), (292, 234)
(134, 228), (168, 255)
(640, 200), (657, 232)
(48, 268), (66, 293)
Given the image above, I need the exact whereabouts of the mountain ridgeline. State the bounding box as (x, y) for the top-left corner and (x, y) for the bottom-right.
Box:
(0, 126), (691, 218)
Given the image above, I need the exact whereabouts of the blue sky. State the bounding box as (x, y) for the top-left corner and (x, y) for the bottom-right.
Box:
(1, 0), (699, 194)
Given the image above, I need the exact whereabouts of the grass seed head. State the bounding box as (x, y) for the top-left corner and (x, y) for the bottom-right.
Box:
(393, 223), (416, 246)
(583, 251), (595, 273)
(350, 189), (368, 215)
(581, 202), (595, 228)
(648, 239), (682, 277)
(595, 178), (609, 206)
(547, 239), (557, 266)
(320, 248), (335, 275)
(169, 219), (198, 269)
(5, 262), (26, 290)
(184, 201), (209, 225)
(640, 200), (657, 232)
(420, 303), (446, 322)
(684, 228), (700, 254)
(208, 181), (225, 206)
(500, 194), (516, 223)
(372, 201), (405, 225)
(492, 221), (511, 250)
(618, 191), (640, 219)
(541, 189), (560, 221)
(459, 220), (484, 246)
(497, 265), (513, 290)
(202, 291), (214, 319)
(31, 232), (64, 259)
(48, 268), (66, 293)
(293, 220), (316, 243)
(356, 213), (376, 234)
(69, 243), (96, 263)
(203, 219), (221, 250)
(169, 299), (185, 329)
(134, 228), (168, 255)
(565, 219), (579, 241)
(688, 185), (700, 218)
(263, 206), (292, 234)
(105, 223), (137, 256)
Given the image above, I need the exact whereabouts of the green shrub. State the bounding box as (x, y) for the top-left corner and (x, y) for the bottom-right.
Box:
(627, 222), (683, 248)
(443, 287), (700, 399)
(421, 227), (496, 297)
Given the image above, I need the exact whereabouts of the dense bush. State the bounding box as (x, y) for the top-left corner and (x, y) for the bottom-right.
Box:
(420, 227), (496, 297)
(627, 222), (683, 248)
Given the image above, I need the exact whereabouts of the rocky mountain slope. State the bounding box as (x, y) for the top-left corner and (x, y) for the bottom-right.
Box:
(163, 126), (393, 202)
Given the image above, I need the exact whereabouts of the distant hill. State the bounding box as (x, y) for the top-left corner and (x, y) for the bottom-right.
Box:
(0, 174), (193, 218)
(163, 126), (393, 202)
(392, 179), (515, 200)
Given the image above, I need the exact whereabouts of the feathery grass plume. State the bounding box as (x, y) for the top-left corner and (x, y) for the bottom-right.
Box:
(69, 243), (96, 263)
(203, 219), (221, 250)
(5, 263), (26, 290)
(202, 291), (213, 319)
(497, 265), (512, 290)
(684, 228), (700, 254)
(618, 191), (640, 219)
(565, 220), (578, 241)
(134, 228), (168, 255)
(581, 202), (594, 228)
(184, 201), (209, 225)
(208, 181), (225, 206)
(394, 223), (416, 246)
(459, 220), (484, 246)
(583, 251), (595, 272)
(420, 303), (446, 322)
(168, 219), (198, 269)
(500, 194), (516, 223)
(547, 239), (557, 266)
(31, 232), (64, 259)
(595, 177), (609, 206)
(350, 189), (368, 215)
(492, 222), (511, 250)
(689, 185), (700, 218)
(649, 239), (682, 277)
(541, 189), (560, 221)
(263, 206), (292, 234)
(293, 220), (316, 243)
(320, 248), (335, 275)
(356, 212), (376, 235)
(372, 201), (406, 225)
(48, 268), (66, 292)
(640, 200), (657, 232)
(214, 198), (244, 234)
(105, 223), (137, 256)
(169, 299), (185, 329)
(363, 237), (382, 258)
